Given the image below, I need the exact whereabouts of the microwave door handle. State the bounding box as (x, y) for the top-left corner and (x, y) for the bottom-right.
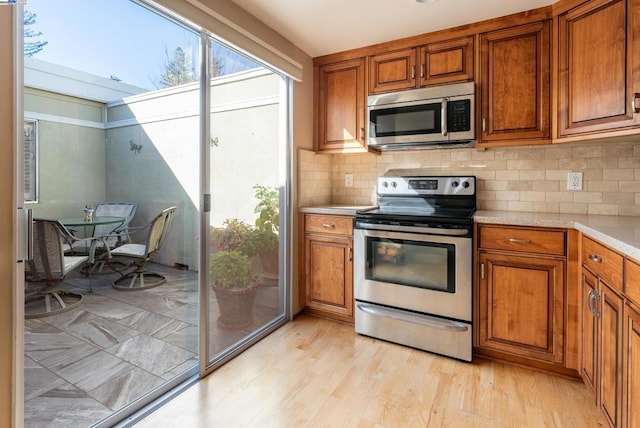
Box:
(441, 98), (447, 137)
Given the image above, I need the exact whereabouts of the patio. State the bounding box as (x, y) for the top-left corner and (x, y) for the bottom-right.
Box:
(24, 263), (281, 428)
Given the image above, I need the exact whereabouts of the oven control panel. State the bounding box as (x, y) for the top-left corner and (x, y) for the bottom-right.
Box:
(377, 175), (475, 196)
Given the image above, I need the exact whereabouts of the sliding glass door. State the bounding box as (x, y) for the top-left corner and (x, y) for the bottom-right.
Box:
(202, 36), (288, 370)
(21, 0), (290, 425)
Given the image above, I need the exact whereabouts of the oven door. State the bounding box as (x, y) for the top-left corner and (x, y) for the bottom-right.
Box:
(354, 226), (472, 321)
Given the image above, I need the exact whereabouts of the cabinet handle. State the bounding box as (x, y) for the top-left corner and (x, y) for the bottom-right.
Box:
(321, 223), (335, 228)
(633, 93), (640, 113)
(592, 292), (601, 318)
(508, 238), (531, 244)
(588, 254), (602, 263)
(587, 289), (596, 314)
(482, 118), (486, 133)
(411, 65), (415, 80)
(480, 263), (485, 280)
(360, 127), (365, 141)
(420, 64), (425, 78)
(348, 247), (353, 261)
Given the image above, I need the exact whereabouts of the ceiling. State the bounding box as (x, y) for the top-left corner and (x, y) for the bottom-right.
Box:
(230, 0), (556, 58)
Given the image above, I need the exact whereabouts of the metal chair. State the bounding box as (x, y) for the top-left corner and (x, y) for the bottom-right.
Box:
(25, 219), (104, 318)
(109, 206), (177, 291)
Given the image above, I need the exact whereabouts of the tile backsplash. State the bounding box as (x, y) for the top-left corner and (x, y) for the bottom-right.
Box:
(299, 141), (640, 216)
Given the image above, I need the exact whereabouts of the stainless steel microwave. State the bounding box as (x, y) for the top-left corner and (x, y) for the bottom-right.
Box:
(367, 82), (475, 150)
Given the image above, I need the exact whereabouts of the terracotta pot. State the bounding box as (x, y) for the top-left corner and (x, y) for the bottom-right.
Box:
(259, 250), (279, 287)
(212, 283), (257, 329)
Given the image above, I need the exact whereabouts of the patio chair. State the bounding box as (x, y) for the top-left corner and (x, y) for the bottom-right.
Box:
(25, 219), (104, 318)
(109, 206), (177, 291)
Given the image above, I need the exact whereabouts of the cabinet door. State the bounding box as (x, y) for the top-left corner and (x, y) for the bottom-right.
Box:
(582, 268), (599, 399)
(623, 302), (640, 428)
(419, 36), (474, 87)
(478, 252), (564, 363)
(305, 234), (353, 322)
(368, 48), (417, 93)
(558, 0), (640, 137)
(600, 281), (624, 428)
(315, 58), (367, 153)
(479, 20), (550, 144)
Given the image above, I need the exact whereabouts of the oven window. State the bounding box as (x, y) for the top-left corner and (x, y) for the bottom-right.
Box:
(370, 103), (442, 137)
(365, 237), (455, 292)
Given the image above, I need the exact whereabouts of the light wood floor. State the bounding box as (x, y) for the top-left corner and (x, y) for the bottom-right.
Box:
(134, 315), (606, 427)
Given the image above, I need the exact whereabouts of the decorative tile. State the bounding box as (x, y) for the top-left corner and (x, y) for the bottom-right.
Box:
(24, 396), (112, 428)
(116, 310), (189, 339)
(50, 350), (135, 391)
(88, 367), (165, 411)
(63, 317), (139, 349)
(106, 334), (195, 377)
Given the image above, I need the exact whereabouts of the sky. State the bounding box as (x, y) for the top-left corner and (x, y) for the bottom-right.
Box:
(25, 0), (201, 90)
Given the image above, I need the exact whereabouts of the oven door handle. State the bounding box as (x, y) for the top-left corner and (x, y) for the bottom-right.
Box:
(357, 302), (469, 332)
(355, 221), (469, 236)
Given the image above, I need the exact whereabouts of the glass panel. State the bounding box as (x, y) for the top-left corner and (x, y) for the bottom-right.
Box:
(205, 36), (286, 367)
(23, 1), (200, 426)
(366, 237), (455, 292)
(371, 103), (441, 137)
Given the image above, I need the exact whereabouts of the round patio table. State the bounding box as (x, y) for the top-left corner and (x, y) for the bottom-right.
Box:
(59, 216), (125, 252)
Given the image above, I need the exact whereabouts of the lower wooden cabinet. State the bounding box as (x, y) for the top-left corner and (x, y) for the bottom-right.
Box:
(475, 224), (569, 371)
(581, 235), (625, 428)
(624, 301), (640, 428)
(477, 252), (565, 364)
(303, 214), (354, 323)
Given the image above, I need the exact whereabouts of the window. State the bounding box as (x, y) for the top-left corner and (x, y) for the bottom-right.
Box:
(23, 119), (37, 203)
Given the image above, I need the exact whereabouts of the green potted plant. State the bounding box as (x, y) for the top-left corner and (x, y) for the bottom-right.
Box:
(210, 249), (257, 329)
(246, 184), (279, 286)
(210, 218), (251, 252)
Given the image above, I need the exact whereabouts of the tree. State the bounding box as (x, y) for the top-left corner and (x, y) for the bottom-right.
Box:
(158, 46), (197, 88)
(23, 10), (48, 57)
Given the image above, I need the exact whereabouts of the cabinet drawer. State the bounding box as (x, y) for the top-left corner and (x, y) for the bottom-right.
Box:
(478, 225), (565, 256)
(582, 236), (623, 292)
(305, 214), (353, 236)
(625, 257), (640, 306)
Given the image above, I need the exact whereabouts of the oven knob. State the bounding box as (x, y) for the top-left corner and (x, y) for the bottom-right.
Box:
(451, 181), (459, 188)
(391, 181), (398, 188)
(462, 181), (470, 188)
(382, 181), (389, 188)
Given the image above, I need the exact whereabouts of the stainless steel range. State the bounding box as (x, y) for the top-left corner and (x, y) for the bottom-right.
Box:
(354, 175), (476, 361)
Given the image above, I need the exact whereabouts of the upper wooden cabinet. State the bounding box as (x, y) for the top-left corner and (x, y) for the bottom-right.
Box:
(557, 0), (640, 138)
(369, 36), (474, 94)
(314, 58), (369, 154)
(369, 48), (417, 93)
(478, 20), (551, 145)
(420, 36), (475, 87)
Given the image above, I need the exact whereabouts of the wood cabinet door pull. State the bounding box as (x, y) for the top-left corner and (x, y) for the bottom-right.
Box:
(480, 263), (485, 280)
(633, 92), (640, 113)
(508, 238), (531, 244)
(348, 247), (353, 261)
(588, 254), (602, 263)
(420, 64), (425, 78)
(411, 65), (416, 80)
(321, 223), (335, 228)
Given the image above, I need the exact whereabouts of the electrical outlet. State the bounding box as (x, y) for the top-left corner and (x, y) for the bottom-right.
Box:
(345, 173), (354, 188)
(567, 172), (583, 191)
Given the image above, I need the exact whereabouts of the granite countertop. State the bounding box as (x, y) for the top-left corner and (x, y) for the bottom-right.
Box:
(299, 206), (640, 260)
(299, 205), (375, 216)
(475, 210), (640, 261)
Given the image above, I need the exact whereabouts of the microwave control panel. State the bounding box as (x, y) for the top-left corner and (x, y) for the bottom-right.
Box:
(447, 100), (471, 132)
